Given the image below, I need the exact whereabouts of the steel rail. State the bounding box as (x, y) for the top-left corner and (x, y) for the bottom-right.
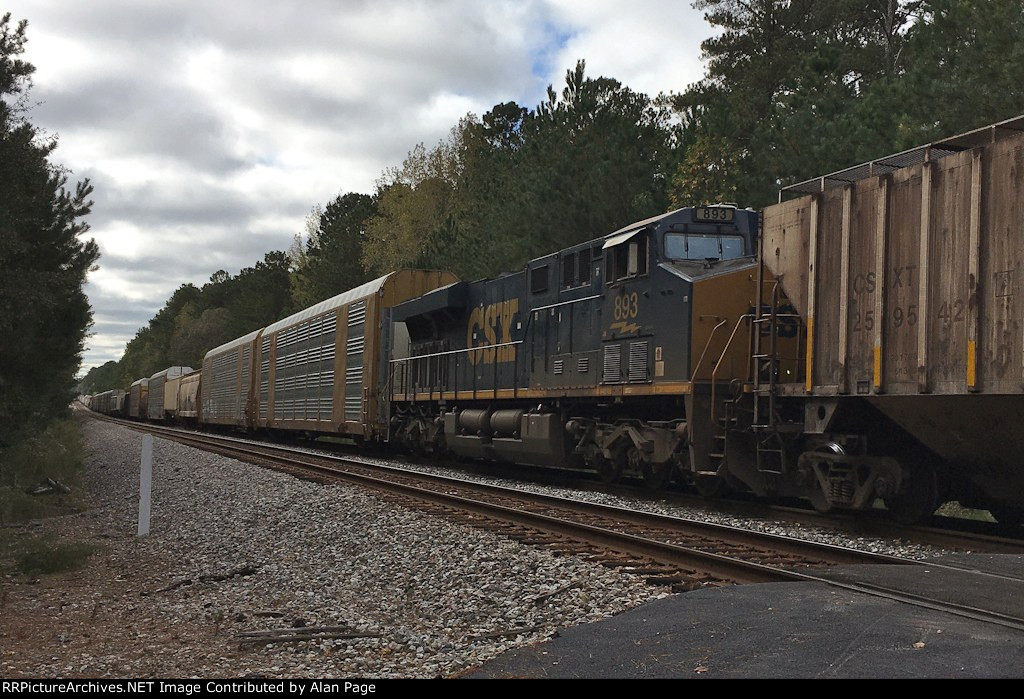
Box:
(92, 413), (1024, 632)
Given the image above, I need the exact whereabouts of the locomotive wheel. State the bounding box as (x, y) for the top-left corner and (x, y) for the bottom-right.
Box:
(593, 453), (622, 484)
(807, 483), (833, 514)
(885, 465), (939, 525)
(642, 458), (673, 490)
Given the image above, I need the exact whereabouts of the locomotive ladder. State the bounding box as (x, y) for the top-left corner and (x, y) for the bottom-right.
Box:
(750, 241), (803, 476)
(750, 285), (785, 475)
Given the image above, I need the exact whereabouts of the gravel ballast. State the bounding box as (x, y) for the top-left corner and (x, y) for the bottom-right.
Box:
(1, 418), (668, 678)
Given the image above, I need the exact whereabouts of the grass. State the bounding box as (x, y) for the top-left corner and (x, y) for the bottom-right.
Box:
(0, 418), (96, 576)
(0, 418), (87, 524)
(935, 501), (998, 523)
(10, 532), (95, 576)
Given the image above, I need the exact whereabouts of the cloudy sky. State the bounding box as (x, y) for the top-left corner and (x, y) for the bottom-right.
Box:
(6, 1), (715, 373)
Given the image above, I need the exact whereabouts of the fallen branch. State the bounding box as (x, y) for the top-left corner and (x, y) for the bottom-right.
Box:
(235, 628), (384, 647)
(237, 624), (361, 638)
(530, 582), (578, 605)
(150, 565), (260, 594)
(473, 625), (544, 640)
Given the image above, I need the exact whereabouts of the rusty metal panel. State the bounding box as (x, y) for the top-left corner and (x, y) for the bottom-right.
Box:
(761, 198), (810, 315)
(814, 187), (846, 389)
(177, 372), (201, 419)
(882, 166), (922, 392)
(129, 378), (148, 419)
(980, 136), (1024, 393)
(839, 177), (879, 395)
(926, 150), (973, 393)
(766, 126), (1024, 398)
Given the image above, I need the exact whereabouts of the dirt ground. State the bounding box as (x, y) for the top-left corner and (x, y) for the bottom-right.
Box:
(0, 507), (245, 678)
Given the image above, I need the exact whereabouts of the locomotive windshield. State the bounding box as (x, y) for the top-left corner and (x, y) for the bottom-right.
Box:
(664, 233), (746, 261)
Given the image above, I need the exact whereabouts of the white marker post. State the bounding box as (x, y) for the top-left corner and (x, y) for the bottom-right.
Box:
(138, 434), (153, 537)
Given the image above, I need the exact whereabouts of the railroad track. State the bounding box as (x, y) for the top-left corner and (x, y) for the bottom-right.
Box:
(94, 414), (1024, 632)
(284, 426), (1024, 553)
(368, 450), (1024, 553)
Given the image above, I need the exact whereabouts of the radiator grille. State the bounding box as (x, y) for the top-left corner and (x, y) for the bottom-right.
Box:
(628, 341), (649, 382)
(602, 345), (622, 384)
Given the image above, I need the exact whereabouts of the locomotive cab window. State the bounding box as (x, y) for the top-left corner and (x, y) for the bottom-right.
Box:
(605, 234), (648, 284)
(665, 233), (745, 262)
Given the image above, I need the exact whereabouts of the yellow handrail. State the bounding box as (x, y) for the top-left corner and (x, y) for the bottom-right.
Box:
(710, 313), (755, 425)
(691, 317), (729, 381)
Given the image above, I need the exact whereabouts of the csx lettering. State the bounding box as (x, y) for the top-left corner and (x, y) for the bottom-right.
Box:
(891, 265), (917, 289)
(467, 299), (519, 365)
(853, 273), (876, 295)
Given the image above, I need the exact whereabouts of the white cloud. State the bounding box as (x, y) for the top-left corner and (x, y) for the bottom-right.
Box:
(5, 0), (712, 372)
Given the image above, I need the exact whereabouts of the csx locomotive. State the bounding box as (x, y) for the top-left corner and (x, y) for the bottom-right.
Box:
(98, 116), (1024, 525)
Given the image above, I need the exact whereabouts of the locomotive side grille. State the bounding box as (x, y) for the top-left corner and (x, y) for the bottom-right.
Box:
(553, 359), (564, 375)
(577, 357), (589, 374)
(602, 345), (622, 384)
(628, 341), (649, 383)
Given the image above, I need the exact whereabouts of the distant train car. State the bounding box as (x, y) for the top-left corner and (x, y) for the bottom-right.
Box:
(200, 269), (456, 440)
(176, 370), (201, 422)
(147, 366), (193, 420)
(91, 389), (126, 416)
(129, 378), (149, 419)
(200, 329), (262, 428)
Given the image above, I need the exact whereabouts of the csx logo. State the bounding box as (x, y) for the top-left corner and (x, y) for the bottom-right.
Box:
(467, 299), (519, 365)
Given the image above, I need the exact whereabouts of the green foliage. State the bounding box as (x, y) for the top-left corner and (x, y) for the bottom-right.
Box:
(897, 0), (1024, 142)
(0, 14), (99, 447)
(291, 193), (376, 309)
(0, 418), (85, 523)
(669, 0), (1024, 207)
(12, 533), (95, 576)
(362, 61), (673, 280)
(362, 119), (470, 276)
